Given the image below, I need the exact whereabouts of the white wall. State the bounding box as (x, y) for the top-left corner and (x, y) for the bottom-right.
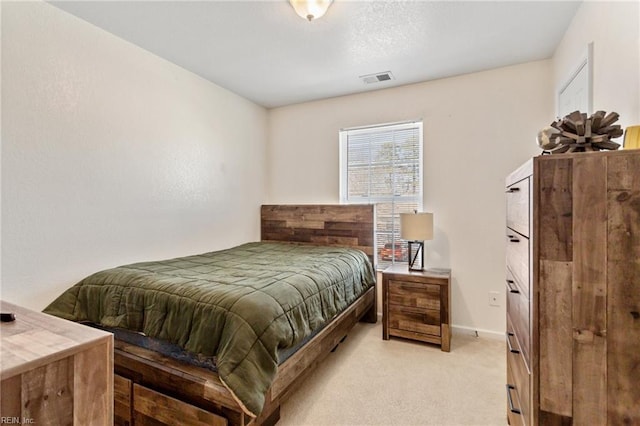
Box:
(553, 1), (640, 130)
(5, 0), (635, 332)
(1, 2), (268, 309)
(268, 61), (551, 334)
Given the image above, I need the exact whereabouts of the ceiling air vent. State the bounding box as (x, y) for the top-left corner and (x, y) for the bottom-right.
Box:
(360, 71), (395, 84)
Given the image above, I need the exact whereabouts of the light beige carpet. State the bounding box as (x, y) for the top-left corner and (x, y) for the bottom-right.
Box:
(279, 321), (506, 426)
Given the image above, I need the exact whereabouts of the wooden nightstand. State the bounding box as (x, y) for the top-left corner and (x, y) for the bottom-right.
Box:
(382, 264), (451, 352)
(1, 300), (113, 425)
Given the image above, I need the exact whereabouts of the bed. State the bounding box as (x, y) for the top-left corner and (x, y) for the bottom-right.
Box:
(44, 204), (377, 426)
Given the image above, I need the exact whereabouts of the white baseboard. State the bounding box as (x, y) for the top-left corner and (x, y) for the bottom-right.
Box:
(452, 324), (504, 340)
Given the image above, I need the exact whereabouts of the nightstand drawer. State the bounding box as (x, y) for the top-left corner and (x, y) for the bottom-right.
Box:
(388, 280), (440, 310)
(389, 305), (440, 336)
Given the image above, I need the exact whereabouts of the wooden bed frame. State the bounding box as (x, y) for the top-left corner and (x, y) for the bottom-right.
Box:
(113, 204), (377, 426)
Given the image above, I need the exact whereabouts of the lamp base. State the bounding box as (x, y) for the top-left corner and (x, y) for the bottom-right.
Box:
(407, 241), (424, 272)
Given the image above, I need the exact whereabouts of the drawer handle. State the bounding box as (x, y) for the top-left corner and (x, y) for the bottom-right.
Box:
(506, 187), (520, 193)
(506, 384), (522, 415)
(506, 280), (520, 294)
(506, 332), (520, 354)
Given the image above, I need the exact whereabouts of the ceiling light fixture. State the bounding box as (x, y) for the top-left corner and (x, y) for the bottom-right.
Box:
(289, 0), (333, 21)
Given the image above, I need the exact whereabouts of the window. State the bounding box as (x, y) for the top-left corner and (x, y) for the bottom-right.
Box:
(339, 121), (423, 269)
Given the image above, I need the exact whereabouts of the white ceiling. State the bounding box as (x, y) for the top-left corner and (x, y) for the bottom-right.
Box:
(50, 1), (581, 108)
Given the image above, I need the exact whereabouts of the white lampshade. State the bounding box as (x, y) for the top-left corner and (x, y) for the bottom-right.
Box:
(400, 212), (434, 241)
(289, 0), (333, 21)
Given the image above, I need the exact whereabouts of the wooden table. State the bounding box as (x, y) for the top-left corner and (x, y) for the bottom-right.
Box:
(382, 265), (451, 352)
(0, 300), (113, 425)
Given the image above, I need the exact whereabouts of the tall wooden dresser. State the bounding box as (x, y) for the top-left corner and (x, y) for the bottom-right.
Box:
(505, 150), (640, 425)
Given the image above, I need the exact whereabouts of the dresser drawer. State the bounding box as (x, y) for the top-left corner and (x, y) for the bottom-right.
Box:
(507, 327), (531, 426)
(506, 230), (530, 296)
(506, 267), (529, 301)
(388, 280), (440, 310)
(388, 304), (440, 336)
(506, 273), (530, 367)
(506, 177), (530, 238)
(506, 361), (525, 426)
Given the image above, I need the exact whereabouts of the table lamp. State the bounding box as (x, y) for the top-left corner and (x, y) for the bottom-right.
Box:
(400, 211), (433, 272)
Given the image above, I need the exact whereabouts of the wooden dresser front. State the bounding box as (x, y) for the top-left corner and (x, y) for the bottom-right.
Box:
(505, 150), (640, 425)
(0, 300), (113, 425)
(505, 160), (532, 426)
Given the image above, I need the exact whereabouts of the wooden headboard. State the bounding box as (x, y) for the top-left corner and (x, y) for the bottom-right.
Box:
(261, 204), (375, 266)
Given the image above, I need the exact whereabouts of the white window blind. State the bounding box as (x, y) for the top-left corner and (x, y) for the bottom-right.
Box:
(339, 121), (423, 269)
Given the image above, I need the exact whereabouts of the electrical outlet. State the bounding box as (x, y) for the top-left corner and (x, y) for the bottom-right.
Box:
(489, 291), (501, 307)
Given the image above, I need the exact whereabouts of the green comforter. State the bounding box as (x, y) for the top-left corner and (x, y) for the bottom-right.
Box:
(43, 241), (375, 416)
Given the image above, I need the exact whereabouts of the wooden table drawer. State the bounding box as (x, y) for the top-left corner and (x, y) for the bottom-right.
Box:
(133, 384), (227, 426)
(507, 331), (531, 426)
(506, 230), (529, 296)
(506, 277), (530, 367)
(389, 304), (440, 336)
(389, 280), (440, 310)
(506, 177), (530, 238)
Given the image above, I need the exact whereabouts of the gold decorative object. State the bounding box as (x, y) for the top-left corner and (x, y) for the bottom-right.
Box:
(624, 126), (640, 149)
(540, 110), (623, 154)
